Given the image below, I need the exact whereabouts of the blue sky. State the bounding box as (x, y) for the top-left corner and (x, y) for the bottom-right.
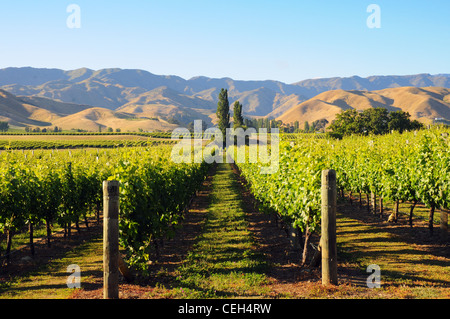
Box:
(0, 0), (448, 83)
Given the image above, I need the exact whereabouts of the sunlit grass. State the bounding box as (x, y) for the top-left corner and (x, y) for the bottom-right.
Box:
(336, 213), (450, 298)
(160, 163), (270, 298)
(0, 235), (102, 299)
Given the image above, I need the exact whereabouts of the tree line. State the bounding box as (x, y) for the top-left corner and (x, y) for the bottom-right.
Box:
(215, 88), (310, 134)
(215, 89), (426, 137)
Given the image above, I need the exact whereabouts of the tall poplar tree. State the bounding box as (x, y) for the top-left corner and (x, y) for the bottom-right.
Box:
(233, 101), (244, 129)
(216, 88), (230, 140)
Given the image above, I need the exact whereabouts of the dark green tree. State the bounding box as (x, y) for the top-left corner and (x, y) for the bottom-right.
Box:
(330, 108), (424, 137)
(264, 117), (270, 129)
(233, 101), (244, 129)
(410, 119), (424, 130)
(187, 120), (207, 133)
(294, 121), (300, 133)
(312, 119), (329, 132)
(0, 121), (10, 132)
(216, 89), (230, 140)
(329, 109), (360, 136)
(387, 111), (423, 133)
(304, 121), (310, 133)
(257, 118), (263, 129)
(359, 108), (390, 135)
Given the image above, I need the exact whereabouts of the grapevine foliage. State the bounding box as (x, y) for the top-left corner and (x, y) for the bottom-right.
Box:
(0, 146), (209, 271)
(234, 128), (450, 239)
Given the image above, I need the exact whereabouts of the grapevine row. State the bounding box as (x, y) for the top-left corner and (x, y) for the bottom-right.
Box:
(233, 128), (450, 262)
(0, 145), (210, 271)
(0, 139), (177, 150)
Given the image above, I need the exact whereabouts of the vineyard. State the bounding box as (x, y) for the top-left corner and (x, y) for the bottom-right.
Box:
(0, 128), (449, 299)
(0, 145), (210, 272)
(234, 128), (450, 239)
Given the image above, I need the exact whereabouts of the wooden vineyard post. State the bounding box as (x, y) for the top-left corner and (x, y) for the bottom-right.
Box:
(103, 180), (120, 299)
(441, 209), (448, 241)
(321, 169), (338, 286)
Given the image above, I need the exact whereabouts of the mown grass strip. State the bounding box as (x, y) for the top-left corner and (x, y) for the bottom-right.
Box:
(154, 163), (269, 299)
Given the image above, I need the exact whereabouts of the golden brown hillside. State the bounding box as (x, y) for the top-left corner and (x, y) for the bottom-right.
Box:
(0, 89), (56, 126)
(50, 107), (180, 132)
(117, 86), (215, 127)
(277, 87), (450, 125)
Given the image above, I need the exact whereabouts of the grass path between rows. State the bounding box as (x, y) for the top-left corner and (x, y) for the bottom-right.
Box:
(150, 163), (270, 298)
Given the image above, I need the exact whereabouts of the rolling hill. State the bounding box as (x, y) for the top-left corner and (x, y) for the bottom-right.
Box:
(0, 88), (181, 132)
(277, 87), (450, 126)
(0, 89), (74, 127)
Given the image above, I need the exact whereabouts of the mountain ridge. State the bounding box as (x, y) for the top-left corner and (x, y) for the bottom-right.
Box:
(3, 67), (450, 107)
(1, 67), (450, 131)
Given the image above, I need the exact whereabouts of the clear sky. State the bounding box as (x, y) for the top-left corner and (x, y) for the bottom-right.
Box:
(0, 0), (449, 83)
